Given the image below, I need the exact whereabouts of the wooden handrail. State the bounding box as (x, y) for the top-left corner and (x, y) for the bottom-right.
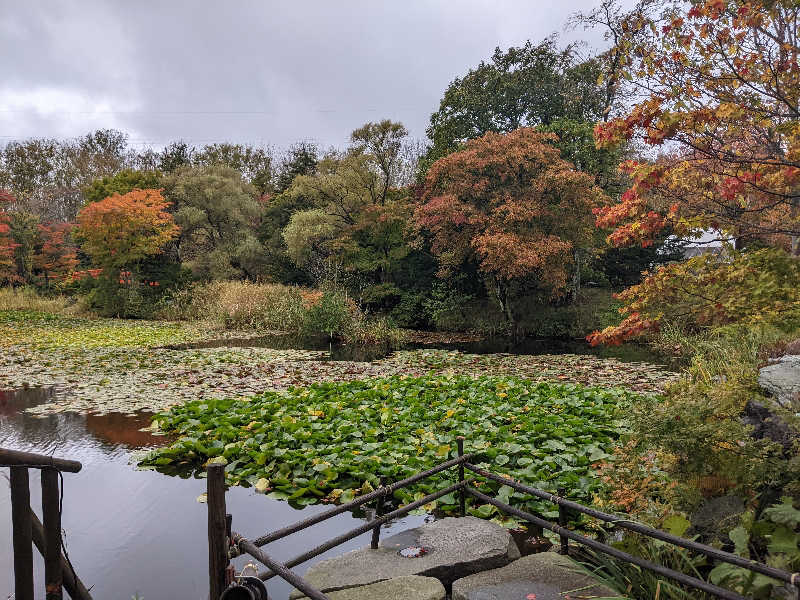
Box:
(0, 448), (82, 473)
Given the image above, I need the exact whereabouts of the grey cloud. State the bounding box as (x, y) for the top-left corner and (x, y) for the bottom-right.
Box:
(0, 0), (608, 150)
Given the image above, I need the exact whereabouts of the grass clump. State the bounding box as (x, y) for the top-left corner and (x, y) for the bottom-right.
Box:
(158, 280), (406, 344)
(0, 286), (87, 315)
(140, 375), (637, 514)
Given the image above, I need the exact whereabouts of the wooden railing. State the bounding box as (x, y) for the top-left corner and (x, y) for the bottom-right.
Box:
(1, 447), (92, 600)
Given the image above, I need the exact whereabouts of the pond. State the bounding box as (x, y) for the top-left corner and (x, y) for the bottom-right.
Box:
(164, 332), (672, 366)
(0, 387), (426, 600)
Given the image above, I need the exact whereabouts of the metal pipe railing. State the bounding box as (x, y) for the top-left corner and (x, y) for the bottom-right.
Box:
(230, 453), (474, 556)
(467, 486), (749, 600)
(250, 479), (472, 581)
(466, 462), (798, 587)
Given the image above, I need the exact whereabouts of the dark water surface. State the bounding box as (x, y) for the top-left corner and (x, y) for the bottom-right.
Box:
(0, 388), (425, 600)
(166, 333), (671, 366)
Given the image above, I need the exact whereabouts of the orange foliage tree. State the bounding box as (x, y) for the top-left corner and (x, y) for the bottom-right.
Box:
(34, 223), (79, 285)
(76, 189), (179, 271)
(414, 128), (608, 323)
(593, 0), (800, 253)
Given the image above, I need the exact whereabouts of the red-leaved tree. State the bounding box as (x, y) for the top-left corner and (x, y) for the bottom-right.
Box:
(414, 128), (608, 324)
(593, 0), (800, 254)
(0, 190), (20, 285)
(34, 223), (79, 285)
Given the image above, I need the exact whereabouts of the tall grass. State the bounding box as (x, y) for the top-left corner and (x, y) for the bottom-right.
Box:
(0, 287), (88, 315)
(157, 281), (406, 344)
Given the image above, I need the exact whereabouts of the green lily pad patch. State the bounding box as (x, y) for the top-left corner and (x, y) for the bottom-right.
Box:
(139, 375), (637, 515)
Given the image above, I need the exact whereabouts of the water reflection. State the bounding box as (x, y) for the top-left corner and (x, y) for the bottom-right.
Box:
(0, 387), (424, 600)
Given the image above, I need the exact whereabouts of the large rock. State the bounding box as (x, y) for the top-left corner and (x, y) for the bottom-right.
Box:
(758, 355), (800, 409)
(451, 552), (619, 600)
(289, 517), (520, 598)
(294, 575), (445, 600)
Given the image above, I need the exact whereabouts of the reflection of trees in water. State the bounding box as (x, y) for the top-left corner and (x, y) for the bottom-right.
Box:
(1, 387), (169, 451)
(85, 412), (168, 449)
(0, 386), (58, 417)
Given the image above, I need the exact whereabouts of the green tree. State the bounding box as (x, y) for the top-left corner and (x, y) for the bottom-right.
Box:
(193, 143), (273, 194)
(425, 38), (609, 167)
(163, 165), (264, 280)
(275, 142), (319, 194)
(158, 141), (193, 173)
(9, 211), (41, 283)
(82, 169), (162, 205)
(350, 120), (409, 204)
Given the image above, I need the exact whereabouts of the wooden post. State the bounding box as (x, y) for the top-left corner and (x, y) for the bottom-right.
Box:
(370, 479), (386, 550)
(41, 468), (63, 600)
(207, 464), (228, 600)
(30, 509), (92, 600)
(11, 466), (34, 600)
(457, 437), (466, 517)
(557, 486), (569, 555)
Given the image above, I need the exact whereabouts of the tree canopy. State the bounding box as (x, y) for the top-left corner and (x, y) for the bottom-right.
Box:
(592, 0), (800, 254)
(425, 38), (610, 165)
(76, 189), (179, 270)
(415, 127), (608, 323)
(164, 165), (264, 280)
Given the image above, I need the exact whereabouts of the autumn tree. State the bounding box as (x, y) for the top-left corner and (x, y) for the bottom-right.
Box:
(76, 189), (178, 270)
(34, 223), (79, 285)
(415, 128), (608, 324)
(0, 191), (19, 285)
(83, 169), (162, 205)
(591, 0), (800, 254)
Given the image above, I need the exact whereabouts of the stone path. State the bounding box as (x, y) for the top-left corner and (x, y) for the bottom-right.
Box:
(288, 518), (622, 600)
(451, 553), (620, 599)
(289, 517), (520, 598)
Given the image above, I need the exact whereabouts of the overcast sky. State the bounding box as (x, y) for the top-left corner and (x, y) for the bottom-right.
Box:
(1, 1), (612, 151)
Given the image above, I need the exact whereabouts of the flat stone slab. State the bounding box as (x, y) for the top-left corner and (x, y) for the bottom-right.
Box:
(289, 517), (520, 598)
(451, 552), (619, 600)
(295, 575), (445, 600)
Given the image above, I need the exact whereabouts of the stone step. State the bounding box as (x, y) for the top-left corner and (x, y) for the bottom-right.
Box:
(288, 516), (520, 599)
(294, 575), (445, 600)
(451, 552), (622, 600)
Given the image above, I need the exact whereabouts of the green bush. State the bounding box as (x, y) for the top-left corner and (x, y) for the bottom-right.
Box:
(360, 283), (403, 313)
(390, 291), (431, 329)
(302, 289), (354, 338)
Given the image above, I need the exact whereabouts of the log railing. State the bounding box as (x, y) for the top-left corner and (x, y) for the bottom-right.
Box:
(1, 447), (92, 600)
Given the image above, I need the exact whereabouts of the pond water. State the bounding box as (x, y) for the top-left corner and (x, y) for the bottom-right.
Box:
(166, 333), (672, 366)
(0, 387), (426, 600)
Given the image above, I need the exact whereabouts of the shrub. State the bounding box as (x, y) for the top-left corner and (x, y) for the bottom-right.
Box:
(390, 291), (430, 329)
(302, 289), (354, 338)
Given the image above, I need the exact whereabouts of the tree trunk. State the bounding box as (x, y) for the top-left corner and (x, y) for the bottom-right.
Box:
(494, 279), (515, 334)
(572, 249), (582, 296)
(791, 192), (799, 258)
